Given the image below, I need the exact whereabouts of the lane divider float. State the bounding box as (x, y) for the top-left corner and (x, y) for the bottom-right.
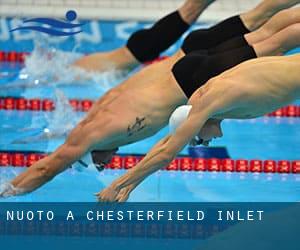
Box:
(0, 51), (29, 63)
(0, 51), (167, 64)
(0, 97), (299, 117)
(0, 151), (299, 174)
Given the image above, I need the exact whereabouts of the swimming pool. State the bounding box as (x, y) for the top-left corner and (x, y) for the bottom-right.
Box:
(0, 19), (300, 203)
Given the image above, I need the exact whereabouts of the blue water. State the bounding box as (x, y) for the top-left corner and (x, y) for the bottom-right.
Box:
(1, 27), (300, 202)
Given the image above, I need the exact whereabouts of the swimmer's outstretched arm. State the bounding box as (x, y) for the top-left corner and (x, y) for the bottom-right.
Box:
(97, 112), (212, 202)
(0, 140), (89, 197)
(97, 90), (224, 202)
(0, 105), (115, 197)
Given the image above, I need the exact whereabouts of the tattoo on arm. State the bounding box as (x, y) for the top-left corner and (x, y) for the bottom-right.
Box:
(127, 117), (146, 136)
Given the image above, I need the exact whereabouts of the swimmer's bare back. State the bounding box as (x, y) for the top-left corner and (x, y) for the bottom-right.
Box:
(83, 50), (188, 150)
(189, 54), (300, 120)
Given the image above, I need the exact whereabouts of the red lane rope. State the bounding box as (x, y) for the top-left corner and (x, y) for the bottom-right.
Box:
(0, 97), (92, 112)
(0, 51), (167, 64)
(0, 51), (29, 63)
(0, 97), (300, 117)
(0, 151), (299, 174)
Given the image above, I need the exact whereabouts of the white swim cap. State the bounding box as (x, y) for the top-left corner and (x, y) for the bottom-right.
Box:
(169, 105), (192, 134)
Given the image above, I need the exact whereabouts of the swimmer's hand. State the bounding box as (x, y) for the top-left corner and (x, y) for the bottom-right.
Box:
(95, 184), (134, 202)
(0, 183), (19, 198)
(95, 185), (120, 202)
(115, 186), (132, 202)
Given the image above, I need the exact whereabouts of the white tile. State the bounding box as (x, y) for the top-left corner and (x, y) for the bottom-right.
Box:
(2, 0), (17, 4)
(49, 0), (64, 5)
(33, 0), (49, 5)
(78, 0), (96, 6)
(17, 0), (33, 4)
(65, 0), (80, 5)
(96, 0), (111, 8)
(159, 1), (176, 9)
(128, 0), (143, 8)
(143, 1), (160, 9)
(111, 0), (128, 8)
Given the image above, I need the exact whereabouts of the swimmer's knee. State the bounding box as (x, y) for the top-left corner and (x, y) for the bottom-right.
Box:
(126, 11), (189, 62)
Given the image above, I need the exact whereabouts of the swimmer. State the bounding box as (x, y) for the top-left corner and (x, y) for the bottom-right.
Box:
(73, 0), (300, 73)
(73, 0), (217, 73)
(2, 0), (300, 197)
(98, 54), (300, 202)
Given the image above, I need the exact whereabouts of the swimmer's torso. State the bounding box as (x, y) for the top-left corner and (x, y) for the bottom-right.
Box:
(91, 50), (187, 149)
(114, 49), (187, 119)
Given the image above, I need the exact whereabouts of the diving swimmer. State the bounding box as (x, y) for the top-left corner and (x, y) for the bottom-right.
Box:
(2, 0), (300, 197)
(98, 54), (300, 202)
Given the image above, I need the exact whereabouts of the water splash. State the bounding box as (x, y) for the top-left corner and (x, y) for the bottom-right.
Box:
(0, 182), (25, 198)
(20, 35), (82, 84)
(0, 167), (26, 198)
(43, 89), (81, 137)
(12, 89), (81, 144)
(3, 35), (127, 92)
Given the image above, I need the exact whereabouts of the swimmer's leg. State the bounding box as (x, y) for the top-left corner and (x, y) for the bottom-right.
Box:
(240, 0), (300, 31)
(209, 7), (300, 54)
(181, 0), (300, 54)
(253, 23), (300, 57)
(245, 7), (300, 45)
(73, 0), (215, 73)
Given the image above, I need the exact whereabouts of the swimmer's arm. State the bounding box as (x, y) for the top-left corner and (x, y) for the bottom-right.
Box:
(4, 136), (90, 197)
(99, 108), (213, 202)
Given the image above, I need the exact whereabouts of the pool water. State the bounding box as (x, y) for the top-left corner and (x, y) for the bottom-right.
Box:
(0, 25), (300, 202)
